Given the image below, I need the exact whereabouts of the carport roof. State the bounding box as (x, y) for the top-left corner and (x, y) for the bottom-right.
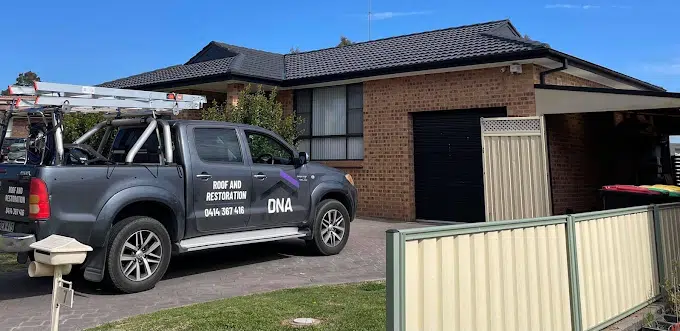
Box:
(535, 84), (680, 115)
(99, 19), (663, 91)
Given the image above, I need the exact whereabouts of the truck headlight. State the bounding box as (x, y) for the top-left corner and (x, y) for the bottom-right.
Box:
(345, 174), (355, 186)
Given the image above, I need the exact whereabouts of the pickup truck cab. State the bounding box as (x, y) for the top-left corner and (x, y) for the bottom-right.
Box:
(0, 119), (357, 293)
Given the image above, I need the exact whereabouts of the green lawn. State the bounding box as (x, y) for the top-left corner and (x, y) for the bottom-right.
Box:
(89, 281), (387, 331)
(0, 253), (24, 272)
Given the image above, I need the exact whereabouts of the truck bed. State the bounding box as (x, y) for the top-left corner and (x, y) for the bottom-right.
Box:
(0, 163), (185, 246)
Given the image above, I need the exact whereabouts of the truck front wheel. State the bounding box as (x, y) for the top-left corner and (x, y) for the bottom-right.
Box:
(306, 199), (351, 255)
(105, 216), (171, 293)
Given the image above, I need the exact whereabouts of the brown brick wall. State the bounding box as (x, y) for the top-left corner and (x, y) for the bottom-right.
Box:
(337, 65), (538, 220)
(535, 65), (610, 214)
(10, 118), (28, 137)
(276, 89), (293, 116)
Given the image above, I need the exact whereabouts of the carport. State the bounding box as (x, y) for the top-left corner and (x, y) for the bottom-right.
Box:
(482, 85), (680, 222)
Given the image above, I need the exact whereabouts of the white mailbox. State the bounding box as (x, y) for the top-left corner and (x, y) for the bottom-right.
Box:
(28, 235), (92, 331)
(31, 235), (92, 266)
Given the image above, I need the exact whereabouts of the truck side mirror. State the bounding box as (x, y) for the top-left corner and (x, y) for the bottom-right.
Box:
(297, 152), (309, 166)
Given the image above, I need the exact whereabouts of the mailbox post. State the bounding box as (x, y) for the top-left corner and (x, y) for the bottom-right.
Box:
(28, 235), (92, 331)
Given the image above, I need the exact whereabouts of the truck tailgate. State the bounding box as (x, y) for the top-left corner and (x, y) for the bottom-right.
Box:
(0, 164), (33, 224)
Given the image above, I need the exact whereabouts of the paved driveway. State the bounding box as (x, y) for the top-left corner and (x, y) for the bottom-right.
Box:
(0, 219), (426, 331)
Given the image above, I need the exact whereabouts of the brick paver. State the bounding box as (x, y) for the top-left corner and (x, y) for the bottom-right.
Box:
(0, 219), (426, 331)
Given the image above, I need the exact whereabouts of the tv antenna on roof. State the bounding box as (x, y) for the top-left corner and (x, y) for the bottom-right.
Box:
(368, 0), (372, 40)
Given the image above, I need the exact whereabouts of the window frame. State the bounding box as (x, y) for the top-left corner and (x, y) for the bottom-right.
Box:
(191, 126), (246, 165)
(244, 129), (296, 167)
(294, 83), (363, 161)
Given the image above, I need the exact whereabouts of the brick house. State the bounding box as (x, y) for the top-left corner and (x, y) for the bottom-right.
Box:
(100, 19), (680, 222)
(0, 96), (30, 138)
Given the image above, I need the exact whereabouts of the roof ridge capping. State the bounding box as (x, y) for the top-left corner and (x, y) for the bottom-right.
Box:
(284, 19), (513, 57)
(213, 42), (284, 56)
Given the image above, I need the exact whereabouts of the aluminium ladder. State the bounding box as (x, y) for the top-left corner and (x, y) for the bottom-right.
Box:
(4, 82), (208, 165)
(8, 81), (207, 116)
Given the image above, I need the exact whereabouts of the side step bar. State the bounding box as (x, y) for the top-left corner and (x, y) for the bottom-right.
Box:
(178, 227), (308, 252)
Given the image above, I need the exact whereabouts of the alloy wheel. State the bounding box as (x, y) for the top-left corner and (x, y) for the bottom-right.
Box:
(119, 230), (163, 282)
(321, 209), (345, 247)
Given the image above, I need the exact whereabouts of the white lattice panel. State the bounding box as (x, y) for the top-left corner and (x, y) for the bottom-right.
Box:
(481, 117), (541, 133)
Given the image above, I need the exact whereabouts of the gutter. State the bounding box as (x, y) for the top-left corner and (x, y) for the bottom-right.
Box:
(545, 49), (665, 91)
(539, 58), (568, 85)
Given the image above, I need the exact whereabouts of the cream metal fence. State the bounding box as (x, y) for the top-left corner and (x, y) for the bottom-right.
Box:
(658, 204), (680, 282)
(387, 203), (680, 331)
(573, 206), (660, 330)
(481, 117), (552, 222)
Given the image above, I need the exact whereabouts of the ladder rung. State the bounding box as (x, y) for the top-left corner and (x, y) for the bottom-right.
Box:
(33, 82), (207, 103)
(6, 81), (208, 115)
(32, 96), (202, 110)
(8, 85), (36, 95)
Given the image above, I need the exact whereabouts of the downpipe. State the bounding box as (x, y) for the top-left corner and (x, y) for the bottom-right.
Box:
(539, 58), (569, 84)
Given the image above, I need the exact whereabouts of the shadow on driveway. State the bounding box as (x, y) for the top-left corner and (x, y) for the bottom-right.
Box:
(0, 239), (312, 301)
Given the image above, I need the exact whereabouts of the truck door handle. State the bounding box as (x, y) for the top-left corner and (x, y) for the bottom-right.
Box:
(196, 173), (212, 180)
(253, 174), (267, 180)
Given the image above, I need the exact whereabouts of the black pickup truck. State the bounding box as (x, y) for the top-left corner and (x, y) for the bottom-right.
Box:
(0, 118), (357, 293)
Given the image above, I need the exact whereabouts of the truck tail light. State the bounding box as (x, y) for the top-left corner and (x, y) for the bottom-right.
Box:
(29, 178), (50, 220)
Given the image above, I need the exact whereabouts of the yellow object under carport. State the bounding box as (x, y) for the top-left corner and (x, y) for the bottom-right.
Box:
(641, 184), (680, 197)
(650, 185), (680, 193)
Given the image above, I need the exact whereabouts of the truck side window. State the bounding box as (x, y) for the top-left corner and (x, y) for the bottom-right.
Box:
(245, 131), (294, 165)
(194, 128), (243, 163)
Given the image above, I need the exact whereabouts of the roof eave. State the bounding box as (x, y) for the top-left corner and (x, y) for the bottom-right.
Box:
(545, 49), (665, 92)
(535, 84), (680, 98)
(114, 72), (282, 91)
(281, 49), (551, 87)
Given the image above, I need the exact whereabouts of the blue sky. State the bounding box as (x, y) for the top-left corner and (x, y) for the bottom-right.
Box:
(2, 0), (678, 91)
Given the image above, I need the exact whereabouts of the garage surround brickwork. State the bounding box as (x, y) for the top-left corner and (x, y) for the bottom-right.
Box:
(318, 65), (607, 221)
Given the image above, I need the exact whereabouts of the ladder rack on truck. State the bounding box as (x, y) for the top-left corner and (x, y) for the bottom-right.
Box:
(3, 82), (208, 165)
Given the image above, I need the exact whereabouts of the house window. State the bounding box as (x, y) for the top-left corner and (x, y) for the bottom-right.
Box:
(294, 84), (363, 160)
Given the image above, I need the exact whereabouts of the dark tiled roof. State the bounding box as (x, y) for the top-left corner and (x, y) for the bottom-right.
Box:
(210, 43), (285, 80)
(100, 20), (547, 89)
(284, 20), (547, 80)
(99, 57), (236, 88)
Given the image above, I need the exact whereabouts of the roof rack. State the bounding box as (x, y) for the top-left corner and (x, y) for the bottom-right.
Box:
(2, 82), (208, 166)
(7, 81), (207, 116)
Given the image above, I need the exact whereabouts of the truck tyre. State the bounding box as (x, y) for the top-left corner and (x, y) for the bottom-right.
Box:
(105, 216), (171, 293)
(306, 199), (351, 256)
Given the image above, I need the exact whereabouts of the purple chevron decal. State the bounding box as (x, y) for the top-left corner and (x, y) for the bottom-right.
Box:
(280, 170), (299, 189)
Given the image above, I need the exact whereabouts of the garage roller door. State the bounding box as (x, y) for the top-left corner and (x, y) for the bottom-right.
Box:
(413, 108), (506, 222)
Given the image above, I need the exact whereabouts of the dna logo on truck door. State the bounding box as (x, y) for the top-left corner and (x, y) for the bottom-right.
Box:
(263, 170), (299, 214)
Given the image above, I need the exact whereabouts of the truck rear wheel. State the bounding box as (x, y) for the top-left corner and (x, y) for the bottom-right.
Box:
(106, 216), (171, 293)
(306, 199), (351, 255)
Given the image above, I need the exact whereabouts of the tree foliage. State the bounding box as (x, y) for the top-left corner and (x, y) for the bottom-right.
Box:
(62, 113), (108, 144)
(337, 36), (354, 47)
(201, 85), (302, 146)
(289, 46), (301, 54)
(2, 71), (41, 95)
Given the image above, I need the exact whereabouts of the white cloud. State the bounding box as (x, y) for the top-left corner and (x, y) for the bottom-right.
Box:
(643, 60), (680, 76)
(369, 11), (432, 20)
(544, 4), (631, 10)
(545, 4), (598, 9)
